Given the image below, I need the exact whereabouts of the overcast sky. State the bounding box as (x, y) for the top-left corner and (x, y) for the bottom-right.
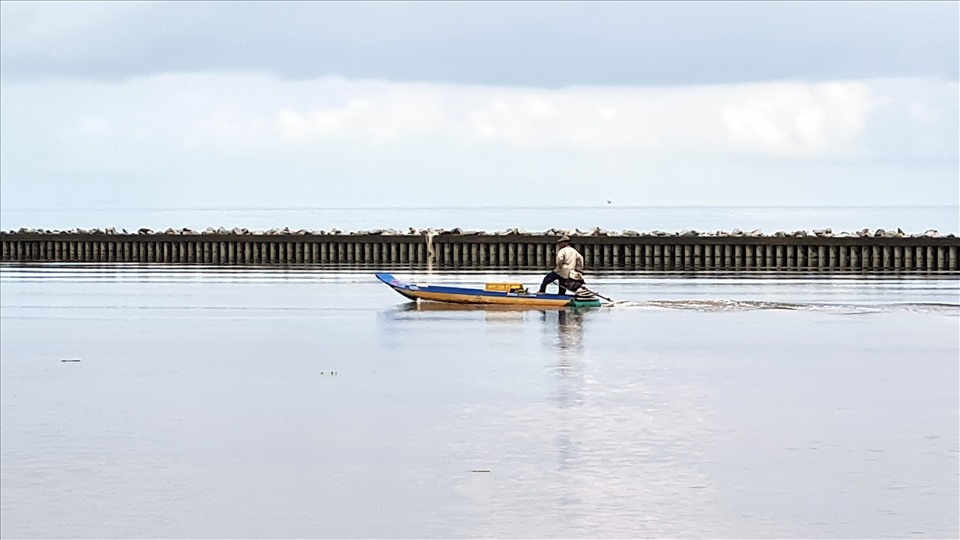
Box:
(1, 1), (957, 209)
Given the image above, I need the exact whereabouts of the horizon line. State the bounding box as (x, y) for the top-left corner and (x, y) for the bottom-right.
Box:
(2, 204), (957, 213)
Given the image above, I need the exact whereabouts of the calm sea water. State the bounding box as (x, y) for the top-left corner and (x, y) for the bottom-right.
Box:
(1, 264), (957, 538)
(1, 205), (957, 234)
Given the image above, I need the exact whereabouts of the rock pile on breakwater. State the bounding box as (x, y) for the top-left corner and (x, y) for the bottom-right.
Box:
(4, 226), (953, 238)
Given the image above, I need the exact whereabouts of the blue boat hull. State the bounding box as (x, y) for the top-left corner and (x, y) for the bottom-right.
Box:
(375, 273), (601, 308)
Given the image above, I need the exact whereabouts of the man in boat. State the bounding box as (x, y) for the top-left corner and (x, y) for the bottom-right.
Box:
(537, 235), (585, 295)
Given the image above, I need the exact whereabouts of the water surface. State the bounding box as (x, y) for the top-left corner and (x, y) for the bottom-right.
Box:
(1, 265), (957, 538)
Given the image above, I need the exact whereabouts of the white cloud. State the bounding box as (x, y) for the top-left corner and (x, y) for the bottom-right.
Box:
(907, 100), (941, 124)
(720, 82), (875, 155)
(1, 73), (955, 209)
(79, 116), (111, 135)
(151, 75), (881, 157)
(277, 92), (447, 144)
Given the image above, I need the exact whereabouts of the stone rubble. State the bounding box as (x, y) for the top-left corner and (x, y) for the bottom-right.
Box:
(2, 227), (956, 238)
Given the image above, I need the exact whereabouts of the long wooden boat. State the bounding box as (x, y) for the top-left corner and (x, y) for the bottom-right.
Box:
(375, 273), (602, 308)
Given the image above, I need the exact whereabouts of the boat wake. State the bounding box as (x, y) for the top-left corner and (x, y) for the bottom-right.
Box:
(608, 299), (960, 315)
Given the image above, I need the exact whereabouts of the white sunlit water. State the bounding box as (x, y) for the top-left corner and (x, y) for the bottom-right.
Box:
(1, 263), (957, 538)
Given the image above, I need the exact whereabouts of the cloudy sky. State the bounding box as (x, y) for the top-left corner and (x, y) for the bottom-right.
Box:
(1, 1), (957, 210)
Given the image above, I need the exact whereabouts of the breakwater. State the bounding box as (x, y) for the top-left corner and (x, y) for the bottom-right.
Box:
(2, 228), (958, 274)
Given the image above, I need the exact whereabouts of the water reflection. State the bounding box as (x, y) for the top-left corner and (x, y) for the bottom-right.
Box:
(396, 301), (564, 313)
(385, 301), (594, 352)
(545, 310), (586, 480)
(375, 301), (713, 536)
(556, 309), (584, 352)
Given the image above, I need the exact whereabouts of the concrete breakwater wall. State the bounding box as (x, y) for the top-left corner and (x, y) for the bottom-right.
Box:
(2, 228), (958, 274)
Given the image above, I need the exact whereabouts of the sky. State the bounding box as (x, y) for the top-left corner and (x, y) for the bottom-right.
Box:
(0, 1), (957, 210)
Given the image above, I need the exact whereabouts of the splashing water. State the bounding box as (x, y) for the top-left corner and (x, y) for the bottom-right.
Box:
(608, 299), (959, 315)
